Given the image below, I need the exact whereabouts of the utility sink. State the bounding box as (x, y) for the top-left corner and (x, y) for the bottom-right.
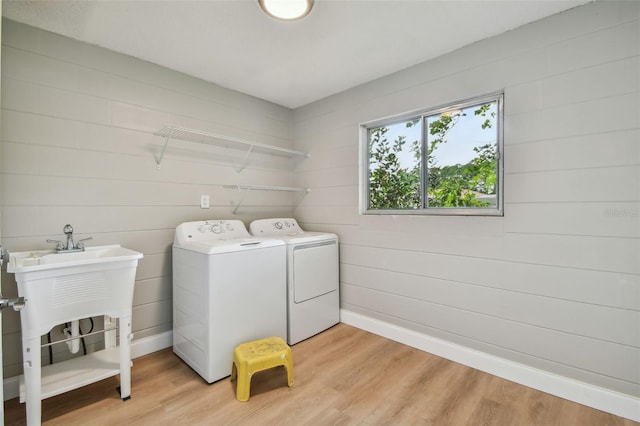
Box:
(6, 244), (143, 426)
(8, 245), (143, 338)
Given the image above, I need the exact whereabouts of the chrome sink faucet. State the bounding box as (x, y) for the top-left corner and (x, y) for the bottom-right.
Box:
(47, 224), (93, 253)
(63, 224), (75, 250)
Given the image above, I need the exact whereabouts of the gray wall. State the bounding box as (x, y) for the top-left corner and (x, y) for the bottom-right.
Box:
(1, 0), (639, 406)
(293, 1), (640, 398)
(0, 19), (298, 378)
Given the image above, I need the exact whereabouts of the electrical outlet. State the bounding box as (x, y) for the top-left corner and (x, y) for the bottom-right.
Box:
(200, 195), (210, 209)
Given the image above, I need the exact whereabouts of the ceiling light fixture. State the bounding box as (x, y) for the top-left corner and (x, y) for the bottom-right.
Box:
(259, 0), (314, 21)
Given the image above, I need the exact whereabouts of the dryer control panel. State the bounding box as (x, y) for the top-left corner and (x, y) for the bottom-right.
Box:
(174, 220), (251, 245)
(250, 218), (303, 236)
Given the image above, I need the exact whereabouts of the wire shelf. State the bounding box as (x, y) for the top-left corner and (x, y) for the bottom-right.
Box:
(154, 124), (309, 169)
(224, 184), (309, 192)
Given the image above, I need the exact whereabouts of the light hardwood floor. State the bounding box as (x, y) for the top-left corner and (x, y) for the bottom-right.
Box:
(4, 324), (638, 425)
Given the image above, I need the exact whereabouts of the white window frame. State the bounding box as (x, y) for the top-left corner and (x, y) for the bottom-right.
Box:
(360, 92), (504, 216)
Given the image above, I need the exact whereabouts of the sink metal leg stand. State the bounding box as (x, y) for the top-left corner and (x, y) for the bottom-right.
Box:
(118, 315), (132, 400)
(0, 311), (3, 426)
(23, 336), (42, 426)
(1, 295), (27, 425)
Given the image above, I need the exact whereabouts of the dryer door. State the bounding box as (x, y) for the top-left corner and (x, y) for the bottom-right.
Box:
(293, 241), (338, 303)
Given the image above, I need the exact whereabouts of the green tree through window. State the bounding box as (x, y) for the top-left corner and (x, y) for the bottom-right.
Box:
(365, 94), (502, 215)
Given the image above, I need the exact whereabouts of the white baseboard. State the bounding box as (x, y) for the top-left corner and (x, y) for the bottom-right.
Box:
(131, 330), (173, 359)
(340, 309), (640, 423)
(3, 330), (173, 402)
(2, 377), (19, 403)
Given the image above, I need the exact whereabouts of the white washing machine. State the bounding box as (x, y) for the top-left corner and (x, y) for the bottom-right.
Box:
(172, 219), (286, 383)
(250, 218), (339, 345)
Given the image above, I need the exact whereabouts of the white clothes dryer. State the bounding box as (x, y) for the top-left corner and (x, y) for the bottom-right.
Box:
(250, 218), (339, 345)
(172, 219), (286, 383)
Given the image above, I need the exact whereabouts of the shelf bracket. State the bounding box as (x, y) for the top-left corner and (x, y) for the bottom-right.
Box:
(156, 127), (174, 169)
(231, 186), (246, 215)
(236, 144), (255, 173)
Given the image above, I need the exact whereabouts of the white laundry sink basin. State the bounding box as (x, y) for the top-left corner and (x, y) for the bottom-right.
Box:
(7, 244), (143, 339)
(8, 245), (142, 271)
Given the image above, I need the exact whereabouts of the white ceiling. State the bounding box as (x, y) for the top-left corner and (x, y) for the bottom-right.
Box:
(3, 0), (591, 108)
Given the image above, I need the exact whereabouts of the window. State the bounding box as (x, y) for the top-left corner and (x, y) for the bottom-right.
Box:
(362, 93), (503, 216)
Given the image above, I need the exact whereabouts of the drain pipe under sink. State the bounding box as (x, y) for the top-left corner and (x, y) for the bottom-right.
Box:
(64, 320), (81, 354)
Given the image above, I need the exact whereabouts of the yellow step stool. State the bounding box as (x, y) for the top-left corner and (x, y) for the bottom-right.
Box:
(231, 337), (294, 401)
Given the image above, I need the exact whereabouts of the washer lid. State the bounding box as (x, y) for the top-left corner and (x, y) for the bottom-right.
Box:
(174, 220), (249, 246)
(175, 237), (283, 254)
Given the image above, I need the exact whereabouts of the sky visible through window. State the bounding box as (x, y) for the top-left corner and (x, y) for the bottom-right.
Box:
(382, 102), (498, 170)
